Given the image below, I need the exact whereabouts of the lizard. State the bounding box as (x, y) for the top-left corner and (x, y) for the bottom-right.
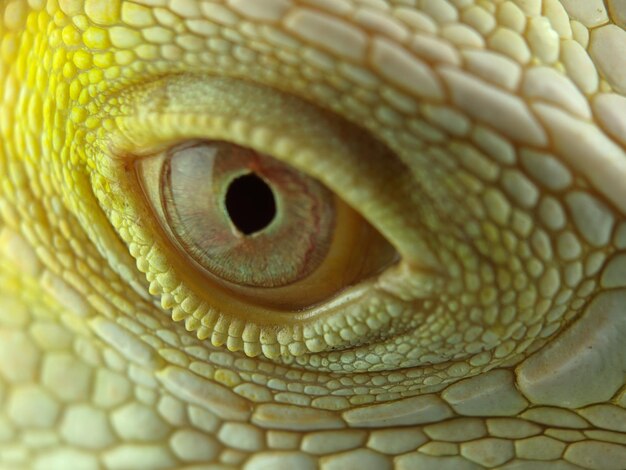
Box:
(1, 0), (626, 468)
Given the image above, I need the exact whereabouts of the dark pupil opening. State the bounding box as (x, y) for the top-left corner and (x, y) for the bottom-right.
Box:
(225, 173), (277, 235)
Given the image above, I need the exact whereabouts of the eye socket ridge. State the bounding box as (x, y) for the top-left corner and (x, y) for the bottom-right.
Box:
(93, 73), (446, 358)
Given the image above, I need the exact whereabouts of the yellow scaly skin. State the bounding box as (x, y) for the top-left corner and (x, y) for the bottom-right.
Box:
(1, 0), (626, 468)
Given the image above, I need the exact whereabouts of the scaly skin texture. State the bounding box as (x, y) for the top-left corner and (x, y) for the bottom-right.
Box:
(1, 0), (626, 468)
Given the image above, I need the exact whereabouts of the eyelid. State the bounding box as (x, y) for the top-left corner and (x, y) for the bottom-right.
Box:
(106, 74), (440, 270)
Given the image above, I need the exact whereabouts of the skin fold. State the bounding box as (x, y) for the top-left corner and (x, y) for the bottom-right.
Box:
(1, 0), (626, 468)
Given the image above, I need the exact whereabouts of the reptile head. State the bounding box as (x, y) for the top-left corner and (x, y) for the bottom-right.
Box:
(1, 0), (626, 468)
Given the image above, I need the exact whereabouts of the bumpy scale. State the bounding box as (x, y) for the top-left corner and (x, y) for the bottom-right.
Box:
(1, 0), (626, 469)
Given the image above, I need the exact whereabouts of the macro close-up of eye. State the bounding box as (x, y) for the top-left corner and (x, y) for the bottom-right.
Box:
(135, 139), (398, 310)
(1, 1), (626, 469)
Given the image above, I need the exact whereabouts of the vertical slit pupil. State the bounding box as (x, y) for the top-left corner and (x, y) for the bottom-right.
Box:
(225, 173), (277, 235)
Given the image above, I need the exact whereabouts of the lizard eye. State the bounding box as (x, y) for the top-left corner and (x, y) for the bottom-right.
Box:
(135, 139), (397, 309)
(156, 140), (335, 288)
(99, 74), (414, 356)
